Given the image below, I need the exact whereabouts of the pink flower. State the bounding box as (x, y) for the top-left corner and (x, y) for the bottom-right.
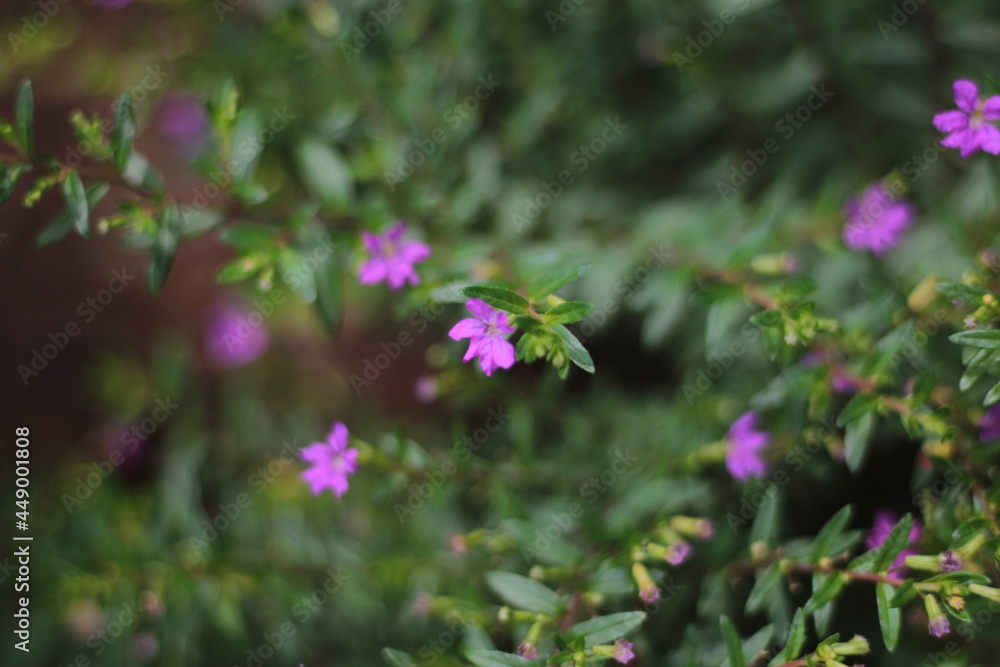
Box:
(203, 301), (270, 368)
(613, 639), (635, 664)
(865, 509), (922, 573)
(517, 642), (537, 660)
(842, 182), (914, 255)
(933, 80), (1000, 158)
(448, 299), (516, 376)
(300, 422), (358, 498)
(928, 615), (950, 637)
(979, 404), (1000, 441)
(157, 93), (210, 155)
(725, 411), (771, 481)
(665, 541), (691, 565)
(358, 221), (430, 290)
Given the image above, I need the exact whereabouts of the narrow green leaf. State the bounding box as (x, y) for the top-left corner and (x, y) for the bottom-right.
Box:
(719, 615), (744, 667)
(780, 608), (807, 662)
(463, 285), (530, 314)
(295, 138), (353, 207)
(149, 203), (182, 294)
(0, 164), (27, 206)
(950, 329), (1000, 350)
(567, 612), (645, 648)
(836, 393), (879, 427)
(543, 301), (593, 325)
(871, 514), (914, 574)
(61, 171), (89, 237)
(526, 264), (590, 301)
(466, 649), (534, 667)
(935, 282), (989, 304)
(111, 95), (136, 173)
(380, 648), (415, 666)
(16, 80), (33, 155)
(484, 571), (562, 615)
(876, 582), (901, 651)
(748, 487), (781, 545)
(810, 505), (854, 564)
(551, 324), (595, 373)
(844, 413), (875, 474)
(960, 349), (1000, 392)
(889, 579), (918, 608)
(37, 183), (109, 247)
(804, 573), (846, 614)
(314, 245), (344, 334)
(985, 379), (1000, 406)
(746, 565), (782, 614)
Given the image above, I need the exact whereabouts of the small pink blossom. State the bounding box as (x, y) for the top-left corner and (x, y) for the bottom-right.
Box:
(613, 639), (635, 664)
(203, 301), (271, 368)
(725, 411), (771, 481)
(842, 182), (915, 255)
(300, 422), (358, 498)
(933, 80), (1000, 158)
(448, 299), (516, 376)
(665, 541), (691, 565)
(358, 221), (430, 290)
(928, 615), (950, 637)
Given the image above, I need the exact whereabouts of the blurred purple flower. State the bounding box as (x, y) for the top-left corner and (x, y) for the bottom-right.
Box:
(358, 221), (430, 290)
(300, 422), (358, 498)
(92, 0), (135, 8)
(449, 299), (516, 376)
(940, 550), (962, 572)
(865, 509), (922, 573)
(613, 639), (635, 664)
(933, 80), (1000, 158)
(830, 365), (856, 394)
(842, 182), (914, 255)
(157, 93), (210, 154)
(665, 541), (691, 565)
(725, 411), (771, 481)
(979, 404), (1000, 441)
(516, 642), (537, 660)
(928, 614), (950, 637)
(203, 302), (270, 367)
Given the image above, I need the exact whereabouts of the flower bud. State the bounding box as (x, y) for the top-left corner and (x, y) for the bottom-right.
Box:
(925, 595), (950, 637)
(632, 562), (660, 603)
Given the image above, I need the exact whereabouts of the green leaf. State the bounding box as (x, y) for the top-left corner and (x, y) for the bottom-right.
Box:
(0, 164), (27, 206)
(484, 571), (562, 615)
(380, 648), (415, 666)
(836, 393), (879, 427)
(463, 285), (530, 314)
(950, 329), (1000, 350)
(37, 182), (109, 247)
(526, 264), (590, 301)
(810, 505), (854, 564)
(149, 203), (182, 294)
(61, 171), (89, 237)
(804, 573), (846, 614)
(985, 379), (1000, 406)
(844, 413), (875, 475)
(749, 487), (781, 545)
(936, 282), (989, 304)
(779, 608), (806, 662)
(111, 95), (136, 173)
(466, 650), (534, 667)
(543, 301), (593, 325)
(876, 582), (900, 651)
(295, 138), (353, 207)
(872, 514), (914, 574)
(746, 564), (782, 614)
(889, 579), (918, 608)
(551, 324), (595, 374)
(123, 151), (166, 196)
(719, 615), (744, 667)
(16, 80), (33, 155)
(567, 612), (645, 647)
(314, 243), (344, 334)
(960, 349), (1000, 392)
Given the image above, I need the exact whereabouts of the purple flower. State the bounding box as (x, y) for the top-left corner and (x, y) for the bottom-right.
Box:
(928, 615), (950, 637)
(300, 422), (358, 498)
(725, 411), (771, 481)
(358, 222), (430, 290)
(665, 541), (691, 565)
(842, 182), (915, 255)
(156, 93), (210, 154)
(940, 550), (962, 572)
(448, 299), (516, 376)
(613, 639), (635, 664)
(980, 404), (1000, 441)
(203, 302), (270, 367)
(516, 642), (537, 660)
(933, 80), (1000, 158)
(638, 584), (660, 604)
(866, 509), (922, 573)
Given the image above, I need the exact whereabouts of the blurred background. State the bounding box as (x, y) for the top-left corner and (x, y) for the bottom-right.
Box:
(3, 0), (1000, 665)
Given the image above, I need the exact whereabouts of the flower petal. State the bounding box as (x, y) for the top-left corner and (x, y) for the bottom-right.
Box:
(979, 124), (1000, 155)
(982, 96), (1000, 120)
(359, 258), (388, 285)
(465, 298), (496, 322)
(449, 318), (486, 340)
(932, 110), (969, 133)
(327, 422), (349, 450)
(953, 80), (980, 113)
